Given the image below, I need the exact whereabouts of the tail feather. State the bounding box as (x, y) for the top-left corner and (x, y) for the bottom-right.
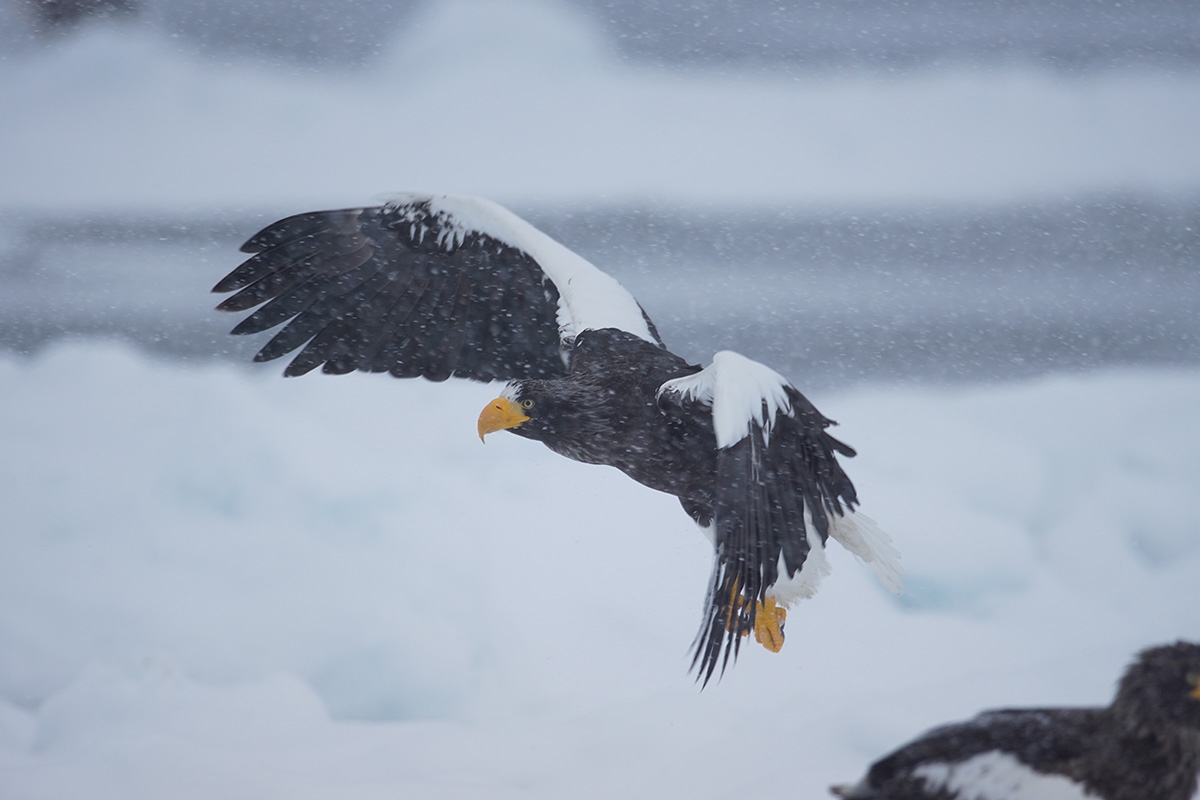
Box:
(828, 512), (904, 595)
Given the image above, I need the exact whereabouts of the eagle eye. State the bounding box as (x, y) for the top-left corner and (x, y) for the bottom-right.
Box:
(521, 398), (536, 410)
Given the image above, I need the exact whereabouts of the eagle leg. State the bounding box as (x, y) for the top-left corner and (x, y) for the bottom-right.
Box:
(752, 597), (786, 653)
(725, 592), (787, 653)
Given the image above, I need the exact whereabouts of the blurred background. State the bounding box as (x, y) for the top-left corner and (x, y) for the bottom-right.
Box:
(2, 0), (1198, 388)
(2, 3), (1200, 797)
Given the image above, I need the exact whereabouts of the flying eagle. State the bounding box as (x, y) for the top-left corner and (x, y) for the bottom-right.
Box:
(832, 641), (1200, 800)
(213, 193), (902, 685)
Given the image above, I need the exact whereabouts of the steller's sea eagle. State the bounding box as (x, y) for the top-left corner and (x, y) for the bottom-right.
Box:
(831, 641), (1200, 800)
(213, 193), (903, 685)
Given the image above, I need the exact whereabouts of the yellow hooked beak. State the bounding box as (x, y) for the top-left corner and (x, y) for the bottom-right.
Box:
(477, 397), (530, 442)
(1189, 673), (1200, 700)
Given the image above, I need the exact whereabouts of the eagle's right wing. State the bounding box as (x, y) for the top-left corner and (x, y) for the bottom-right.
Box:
(214, 193), (662, 382)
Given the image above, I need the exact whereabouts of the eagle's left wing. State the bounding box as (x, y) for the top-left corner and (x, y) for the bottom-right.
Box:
(658, 352), (901, 685)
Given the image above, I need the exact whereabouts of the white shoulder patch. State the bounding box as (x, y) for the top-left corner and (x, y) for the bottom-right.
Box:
(913, 751), (1098, 800)
(381, 193), (657, 346)
(657, 350), (793, 449)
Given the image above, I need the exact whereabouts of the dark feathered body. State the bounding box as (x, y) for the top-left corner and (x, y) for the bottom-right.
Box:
(506, 328), (862, 681)
(505, 329), (717, 515)
(835, 642), (1200, 800)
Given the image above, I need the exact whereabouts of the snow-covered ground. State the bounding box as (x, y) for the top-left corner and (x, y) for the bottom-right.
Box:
(1, 344), (1198, 798)
(3, 0), (1200, 214)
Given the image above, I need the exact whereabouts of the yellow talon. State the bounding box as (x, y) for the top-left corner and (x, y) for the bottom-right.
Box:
(753, 598), (786, 653)
(723, 587), (787, 652)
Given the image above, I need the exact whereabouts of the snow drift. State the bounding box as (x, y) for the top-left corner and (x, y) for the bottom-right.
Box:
(1, 342), (1197, 798)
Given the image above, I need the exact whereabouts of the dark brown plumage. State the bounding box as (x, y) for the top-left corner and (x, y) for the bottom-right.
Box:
(833, 641), (1200, 800)
(214, 193), (902, 685)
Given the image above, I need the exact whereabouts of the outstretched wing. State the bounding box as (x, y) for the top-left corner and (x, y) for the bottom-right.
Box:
(658, 351), (860, 686)
(214, 193), (662, 381)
